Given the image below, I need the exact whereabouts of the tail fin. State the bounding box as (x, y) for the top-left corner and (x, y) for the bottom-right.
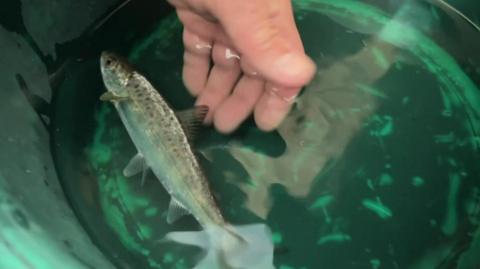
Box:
(165, 224), (275, 269)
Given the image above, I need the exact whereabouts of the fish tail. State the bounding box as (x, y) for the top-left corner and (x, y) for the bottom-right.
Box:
(164, 223), (275, 269)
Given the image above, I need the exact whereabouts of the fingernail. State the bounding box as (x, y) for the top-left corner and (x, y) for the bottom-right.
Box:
(241, 60), (258, 76)
(283, 95), (297, 103)
(225, 48), (241, 60)
(269, 86), (297, 104)
(194, 36), (212, 51)
(195, 43), (212, 50)
(190, 34), (212, 52)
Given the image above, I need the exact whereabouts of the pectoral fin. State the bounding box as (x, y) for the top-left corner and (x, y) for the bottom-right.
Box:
(123, 153), (150, 186)
(123, 153), (146, 177)
(100, 92), (129, 102)
(176, 105), (209, 141)
(167, 198), (190, 224)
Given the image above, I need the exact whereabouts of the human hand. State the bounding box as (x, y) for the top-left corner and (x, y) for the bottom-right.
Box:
(167, 0), (316, 133)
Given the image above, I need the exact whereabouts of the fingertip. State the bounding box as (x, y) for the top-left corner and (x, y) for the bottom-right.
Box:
(270, 52), (316, 87)
(213, 112), (239, 134)
(254, 110), (282, 132)
(254, 90), (294, 132)
(213, 75), (264, 133)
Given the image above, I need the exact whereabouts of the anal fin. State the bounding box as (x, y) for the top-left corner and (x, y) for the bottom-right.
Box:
(167, 198), (190, 224)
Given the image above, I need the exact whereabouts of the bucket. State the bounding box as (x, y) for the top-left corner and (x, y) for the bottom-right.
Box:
(1, 0), (480, 268)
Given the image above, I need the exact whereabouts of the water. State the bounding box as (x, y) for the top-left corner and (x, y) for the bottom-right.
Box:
(49, 0), (480, 268)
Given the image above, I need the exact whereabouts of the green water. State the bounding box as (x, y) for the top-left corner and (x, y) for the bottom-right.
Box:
(50, 0), (480, 268)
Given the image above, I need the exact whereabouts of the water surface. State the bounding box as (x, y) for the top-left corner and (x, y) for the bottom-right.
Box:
(51, 1), (480, 268)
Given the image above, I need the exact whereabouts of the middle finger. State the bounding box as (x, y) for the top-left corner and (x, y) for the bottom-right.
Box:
(195, 43), (242, 123)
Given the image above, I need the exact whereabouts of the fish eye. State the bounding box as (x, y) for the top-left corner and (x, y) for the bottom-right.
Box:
(105, 59), (113, 66)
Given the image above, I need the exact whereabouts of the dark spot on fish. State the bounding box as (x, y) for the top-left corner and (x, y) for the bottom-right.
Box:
(132, 84), (141, 93)
(12, 209), (30, 229)
(296, 115), (306, 125)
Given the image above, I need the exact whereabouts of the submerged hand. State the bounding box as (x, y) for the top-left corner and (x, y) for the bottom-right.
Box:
(167, 0), (316, 133)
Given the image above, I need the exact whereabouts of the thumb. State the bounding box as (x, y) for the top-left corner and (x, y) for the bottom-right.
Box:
(208, 0), (316, 88)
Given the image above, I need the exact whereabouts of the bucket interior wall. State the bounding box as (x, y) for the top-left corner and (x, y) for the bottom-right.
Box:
(0, 1), (170, 268)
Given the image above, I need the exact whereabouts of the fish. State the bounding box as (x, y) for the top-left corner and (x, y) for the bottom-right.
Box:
(99, 51), (275, 269)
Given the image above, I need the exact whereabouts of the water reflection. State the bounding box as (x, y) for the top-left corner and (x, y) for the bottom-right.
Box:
(225, 38), (397, 218)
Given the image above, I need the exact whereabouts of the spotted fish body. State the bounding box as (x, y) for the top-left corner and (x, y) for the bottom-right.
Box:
(100, 52), (224, 227)
(100, 52), (275, 269)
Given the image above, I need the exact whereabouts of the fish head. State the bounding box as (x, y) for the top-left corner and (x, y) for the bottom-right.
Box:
(100, 51), (134, 97)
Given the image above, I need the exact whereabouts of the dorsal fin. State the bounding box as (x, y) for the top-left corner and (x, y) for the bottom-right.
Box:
(176, 105), (209, 141)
